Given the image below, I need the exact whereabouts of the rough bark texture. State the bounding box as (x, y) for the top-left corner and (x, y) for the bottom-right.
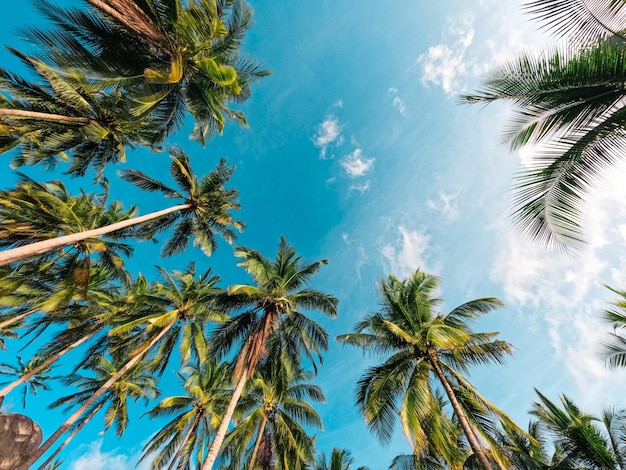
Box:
(427, 348), (493, 470)
(0, 413), (42, 470)
(0, 203), (190, 266)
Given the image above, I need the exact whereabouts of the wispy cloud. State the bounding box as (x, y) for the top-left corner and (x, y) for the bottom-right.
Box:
(340, 149), (374, 178)
(388, 87), (407, 116)
(381, 226), (431, 278)
(313, 115), (343, 159)
(426, 191), (459, 222)
(419, 13), (475, 94)
(490, 159), (626, 409)
(350, 180), (371, 193)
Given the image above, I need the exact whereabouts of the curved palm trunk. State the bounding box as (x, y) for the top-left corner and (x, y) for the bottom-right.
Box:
(166, 413), (201, 470)
(0, 330), (99, 399)
(22, 322), (174, 468)
(248, 413), (268, 470)
(36, 402), (104, 470)
(202, 368), (249, 470)
(0, 308), (38, 331)
(427, 349), (492, 470)
(0, 108), (91, 124)
(0, 203), (190, 266)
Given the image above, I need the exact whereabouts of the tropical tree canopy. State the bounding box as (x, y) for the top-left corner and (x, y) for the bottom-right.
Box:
(462, 0), (626, 249)
(337, 269), (519, 470)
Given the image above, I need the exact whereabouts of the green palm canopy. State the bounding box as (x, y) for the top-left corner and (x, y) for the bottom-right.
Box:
(337, 269), (520, 470)
(462, 0), (626, 249)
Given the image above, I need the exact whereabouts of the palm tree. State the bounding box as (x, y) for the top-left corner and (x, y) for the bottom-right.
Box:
(0, 175), (135, 270)
(140, 360), (233, 470)
(0, 148), (242, 266)
(223, 356), (324, 469)
(36, 355), (159, 468)
(0, 48), (163, 177)
(462, 0), (626, 249)
(0, 267), (142, 404)
(0, 356), (57, 408)
(337, 269), (519, 470)
(203, 237), (338, 470)
(313, 448), (368, 470)
(28, 0), (269, 145)
(530, 389), (626, 469)
(22, 263), (226, 468)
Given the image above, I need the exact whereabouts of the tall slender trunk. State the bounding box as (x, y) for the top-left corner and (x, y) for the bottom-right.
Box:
(248, 413), (268, 470)
(22, 322), (174, 468)
(0, 330), (98, 399)
(201, 368), (249, 470)
(166, 413), (201, 470)
(36, 402), (104, 470)
(427, 348), (492, 470)
(0, 308), (38, 331)
(0, 203), (190, 266)
(0, 108), (91, 124)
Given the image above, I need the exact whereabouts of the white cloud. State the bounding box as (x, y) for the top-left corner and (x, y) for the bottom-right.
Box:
(426, 191), (459, 222)
(68, 441), (152, 470)
(313, 115), (343, 159)
(490, 159), (626, 409)
(340, 149), (374, 178)
(419, 13), (475, 94)
(381, 226), (431, 278)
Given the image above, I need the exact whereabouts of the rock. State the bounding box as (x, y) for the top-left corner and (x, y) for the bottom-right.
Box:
(0, 413), (42, 470)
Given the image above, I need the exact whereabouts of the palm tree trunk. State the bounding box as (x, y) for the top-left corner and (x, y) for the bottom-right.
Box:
(0, 308), (38, 331)
(0, 330), (98, 399)
(166, 413), (201, 470)
(0, 108), (91, 123)
(248, 413), (268, 470)
(427, 349), (492, 470)
(0, 203), (191, 266)
(201, 368), (249, 470)
(36, 402), (104, 470)
(22, 322), (174, 468)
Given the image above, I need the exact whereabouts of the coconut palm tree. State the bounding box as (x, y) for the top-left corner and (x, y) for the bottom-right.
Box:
(313, 448), (368, 470)
(0, 49), (161, 177)
(462, 0), (626, 249)
(0, 176), (136, 270)
(22, 263), (226, 468)
(530, 390), (626, 469)
(0, 356), (58, 408)
(0, 148), (242, 266)
(203, 237), (338, 470)
(222, 356), (323, 470)
(140, 360), (233, 470)
(0, 267), (143, 404)
(337, 269), (519, 470)
(36, 355), (159, 468)
(27, 0), (269, 145)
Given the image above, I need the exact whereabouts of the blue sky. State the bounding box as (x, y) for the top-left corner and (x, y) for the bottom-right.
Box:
(2, 1), (626, 469)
